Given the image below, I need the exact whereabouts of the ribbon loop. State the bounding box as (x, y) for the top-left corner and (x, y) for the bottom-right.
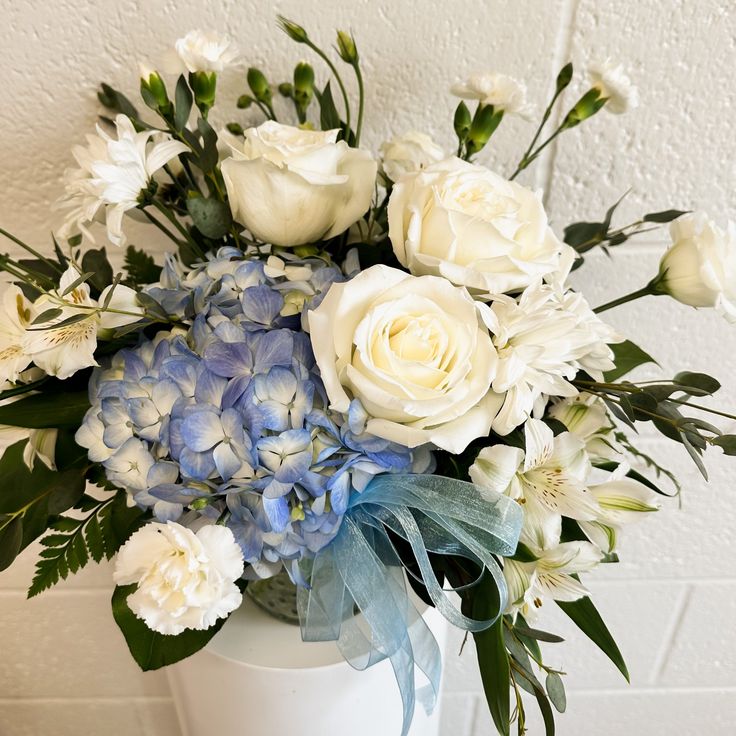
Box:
(297, 473), (523, 736)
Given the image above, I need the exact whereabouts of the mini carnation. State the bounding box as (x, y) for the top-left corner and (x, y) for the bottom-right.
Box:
(174, 30), (239, 73)
(451, 72), (533, 119)
(114, 521), (244, 635)
(589, 59), (639, 115)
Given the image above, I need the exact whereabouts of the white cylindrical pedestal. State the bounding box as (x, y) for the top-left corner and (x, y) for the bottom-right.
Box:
(166, 595), (448, 736)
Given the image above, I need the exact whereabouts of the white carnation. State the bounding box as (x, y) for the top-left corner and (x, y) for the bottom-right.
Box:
(451, 72), (533, 119)
(379, 131), (446, 183)
(589, 59), (639, 115)
(114, 521), (244, 635)
(175, 30), (239, 73)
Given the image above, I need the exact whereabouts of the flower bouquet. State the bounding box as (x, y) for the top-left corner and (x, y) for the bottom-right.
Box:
(2, 16), (736, 736)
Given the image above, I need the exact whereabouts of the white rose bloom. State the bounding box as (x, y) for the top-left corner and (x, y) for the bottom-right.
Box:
(379, 131), (446, 183)
(589, 59), (639, 114)
(114, 521), (244, 635)
(222, 121), (377, 247)
(308, 264), (502, 453)
(450, 72), (533, 119)
(56, 115), (188, 247)
(174, 30), (239, 73)
(657, 212), (736, 322)
(486, 282), (622, 435)
(387, 158), (572, 296)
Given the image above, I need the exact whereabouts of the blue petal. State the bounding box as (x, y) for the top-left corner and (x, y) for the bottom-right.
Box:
(204, 341), (253, 378)
(181, 411), (223, 452)
(252, 330), (293, 373)
(194, 369), (227, 407)
(179, 447), (217, 480)
(263, 496), (291, 532)
(213, 442), (243, 481)
(241, 284), (283, 326)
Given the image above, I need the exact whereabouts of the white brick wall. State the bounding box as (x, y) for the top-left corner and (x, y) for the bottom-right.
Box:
(1, 1), (735, 734)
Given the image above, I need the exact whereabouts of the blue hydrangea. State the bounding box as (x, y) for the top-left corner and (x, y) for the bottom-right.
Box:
(77, 317), (432, 581)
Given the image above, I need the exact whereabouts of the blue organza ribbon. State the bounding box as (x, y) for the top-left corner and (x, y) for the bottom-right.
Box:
(297, 474), (523, 736)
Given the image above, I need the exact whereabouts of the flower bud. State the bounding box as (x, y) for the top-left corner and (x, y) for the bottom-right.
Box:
(237, 94), (254, 109)
(140, 70), (169, 110)
(226, 122), (244, 136)
(465, 104), (503, 155)
(293, 62), (315, 108)
(278, 82), (293, 98)
(247, 67), (272, 104)
(189, 71), (217, 114)
(453, 101), (472, 142)
(336, 30), (358, 64)
(277, 16), (309, 43)
(562, 88), (606, 129)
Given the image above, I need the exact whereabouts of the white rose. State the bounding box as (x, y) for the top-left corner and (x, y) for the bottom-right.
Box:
(589, 59), (639, 115)
(114, 521), (244, 635)
(450, 72), (533, 119)
(174, 30), (239, 73)
(222, 121), (377, 247)
(308, 264), (502, 453)
(387, 158), (571, 296)
(656, 213), (736, 321)
(379, 131), (446, 183)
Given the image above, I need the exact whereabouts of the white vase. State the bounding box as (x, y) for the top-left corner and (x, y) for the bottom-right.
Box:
(166, 594), (448, 736)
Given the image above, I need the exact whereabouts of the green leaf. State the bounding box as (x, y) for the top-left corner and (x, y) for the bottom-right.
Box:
(534, 687), (557, 735)
(81, 247), (114, 295)
(546, 671), (567, 713)
(643, 209), (688, 223)
(472, 573), (510, 736)
(673, 371), (721, 396)
(556, 595), (629, 681)
(0, 391), (90, 429)
(112, 584), (229, 670)
(712, 435), (736, 456)
(512, 624), (564, 644)
(32, 308), (63, 325)
(0, 516), (23, 572)
(174, 75), (193, 132)
(604, 340), (657, 381)
(563, 221), (605, 249)
(318, 81), (341, 131)
(187, 197), (233, 240)
(123, 246), (162, 288)
(196, 117), (219, 173)
(98, 83), (139, 118)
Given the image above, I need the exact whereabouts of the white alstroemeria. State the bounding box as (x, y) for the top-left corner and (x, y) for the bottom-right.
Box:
(580, 469), (659, 553)
(114, 521), (244, 635)
(174, 30), (239, 73)
(549, 393), (621, 461)
(23, 428), (58, 470)
(486, 282), (622, 435)
(379, 131), (446, 183)
(450, 72), (534, 119)
(24, 267), (143, 380)
(0, 285), (33, 384)
(656, 213), (736, 322)
(56, 115), (188, 247)
(470, 418), (598, 549)
(589, 59), (639, 115)
(504, 540), (602, 619)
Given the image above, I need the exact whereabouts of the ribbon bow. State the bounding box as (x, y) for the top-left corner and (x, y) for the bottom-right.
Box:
(297, 473), (523, 736)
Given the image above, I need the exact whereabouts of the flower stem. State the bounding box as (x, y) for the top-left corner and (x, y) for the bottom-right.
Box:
(593, 284), (655, 314)
(0, 227), (64, 274)
(353, 63), (365, 146)
(305, 39), (351, 133)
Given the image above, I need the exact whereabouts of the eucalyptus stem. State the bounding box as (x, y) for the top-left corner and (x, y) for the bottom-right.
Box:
(593, 284), (654, 314)
(0, 227), (64, 274)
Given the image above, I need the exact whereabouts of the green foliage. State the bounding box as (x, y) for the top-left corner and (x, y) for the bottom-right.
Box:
(317, 81), (341, 131)
(603, 339), (657, 381)
(187, 196), (233, 240)
(28, 491), (145, 598)
(0, 391), (90, 429)
(174, 75), (194, 132)
(98, 83), (139, 118)
(112, 583), (234, 670)
(124, 246), (162, 288)
(0, 436), (87, 572)
(643, 209), (688, 223)
(557, 594), (629, 681)
(81, 247), (114, 297)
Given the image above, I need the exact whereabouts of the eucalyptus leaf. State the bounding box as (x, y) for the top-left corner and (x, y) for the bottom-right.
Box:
(673, 371), (721, 396)
(175, 75), (193, 131)
(643, 209), (688, 223)
(32, 308), (63, 325)
(512, 624), (564, 644)
(187, 197), (232, 239)
(712, 435), (736, 456)
(546, 671), (567, 713)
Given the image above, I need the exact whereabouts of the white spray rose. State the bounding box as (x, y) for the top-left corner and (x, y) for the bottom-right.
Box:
(222, 122), (377, 247)
(308, 264), (502, 453)
(656, 213), (736, 321)
(114, 521), (244, 635)
(379, 131), (446, 183)
(589, 59), (639, 114)
(174, 30), (239, 73)
(450, 72), (533, 118)
(387, 158), (571, 296)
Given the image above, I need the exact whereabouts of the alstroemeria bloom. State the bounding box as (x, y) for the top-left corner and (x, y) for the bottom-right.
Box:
(470, 418), (599, 549)
(57, 115), (188, 246)
(548, 393), (620, 461)
(0, 285), (33, 383)
(24, 267), (143, 380)
(504, 540), (602, 619)
(114, 521), (244, 635)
